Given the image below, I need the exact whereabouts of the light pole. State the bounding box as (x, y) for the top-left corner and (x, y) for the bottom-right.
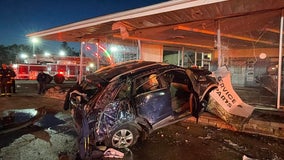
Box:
(31, 37), (39, 57)
(31, 37), (39, 64)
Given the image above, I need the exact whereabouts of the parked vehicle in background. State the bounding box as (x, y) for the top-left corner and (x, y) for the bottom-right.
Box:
(63, 60), (218, 159)
(11, 56), (94, 84)
(11, 63), (85, 83)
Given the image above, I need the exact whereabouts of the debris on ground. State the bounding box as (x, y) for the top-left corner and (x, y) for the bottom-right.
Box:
(45, 86), (67, 100)
(58, 152), (69, 160)
(242, 155), (257, 160)
(104, 148), (124, 158)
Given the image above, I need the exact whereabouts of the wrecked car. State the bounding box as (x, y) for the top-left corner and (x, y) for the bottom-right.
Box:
(64, 60), (218, 158)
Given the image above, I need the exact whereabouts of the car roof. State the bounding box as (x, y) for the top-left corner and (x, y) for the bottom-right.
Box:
(85, 60), (179, 84)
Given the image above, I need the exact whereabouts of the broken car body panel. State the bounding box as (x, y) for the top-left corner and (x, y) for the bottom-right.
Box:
(64, 60), (218, 158)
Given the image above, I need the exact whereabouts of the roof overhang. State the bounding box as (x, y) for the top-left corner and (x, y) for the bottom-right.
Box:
(27, 0), (284, 51)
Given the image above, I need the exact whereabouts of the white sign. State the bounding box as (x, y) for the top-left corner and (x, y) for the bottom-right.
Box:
(210, 66), (254, 118)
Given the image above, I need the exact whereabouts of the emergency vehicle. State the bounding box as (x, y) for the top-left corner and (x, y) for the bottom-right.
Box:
(12, 56), (94, 84)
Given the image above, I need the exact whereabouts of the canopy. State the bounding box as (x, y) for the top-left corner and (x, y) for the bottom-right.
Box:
(26, 0), (284, 51)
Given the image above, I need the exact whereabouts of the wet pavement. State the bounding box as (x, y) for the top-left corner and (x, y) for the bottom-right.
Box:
(0, 112), (77, 160)
(0, 80), (78, 159)
(0, 80), (284, 160)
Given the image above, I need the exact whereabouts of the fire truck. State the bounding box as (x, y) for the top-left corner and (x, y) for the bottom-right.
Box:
(12, 56), (93, 84)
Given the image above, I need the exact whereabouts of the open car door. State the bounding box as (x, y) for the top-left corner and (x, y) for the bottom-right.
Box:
(134, 73), (173, 125)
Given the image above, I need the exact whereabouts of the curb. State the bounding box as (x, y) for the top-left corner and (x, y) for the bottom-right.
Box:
(185, 112), (284, 139)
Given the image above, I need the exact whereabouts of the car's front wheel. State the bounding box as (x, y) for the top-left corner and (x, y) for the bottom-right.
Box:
(106, 124), (139, 149)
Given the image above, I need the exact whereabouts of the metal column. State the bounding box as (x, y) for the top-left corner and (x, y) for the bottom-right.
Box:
(217, 20), (222, 68)
(78, 42), (84, 83)
(277, 10), (284, 109)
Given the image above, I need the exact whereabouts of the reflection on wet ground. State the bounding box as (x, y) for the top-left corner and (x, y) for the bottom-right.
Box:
(0, 107), (46, 135)
(1, 109), (37, 123)
(0, 112), (77, 148)
(0, 110), (78, 160)
(0, 108), (39, 129)
(1, 113), (284, 160)
(36, 113), (66, 128)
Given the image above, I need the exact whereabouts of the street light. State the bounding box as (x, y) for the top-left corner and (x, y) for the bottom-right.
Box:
(20, 53), (28, 59)
(20, 53), (28, 63)
(59, 50), (66, 57)
(31, 37), (39, 57)
(44, 51), (51, 57)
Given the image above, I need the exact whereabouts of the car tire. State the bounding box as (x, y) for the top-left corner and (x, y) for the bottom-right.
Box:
(106, 124), (139, 149)
(54, 74), (65, 84)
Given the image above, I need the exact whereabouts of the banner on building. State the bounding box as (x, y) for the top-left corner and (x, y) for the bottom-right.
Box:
(210, 66), (254, 118)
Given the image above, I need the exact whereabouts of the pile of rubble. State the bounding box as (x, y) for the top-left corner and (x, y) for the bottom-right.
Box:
(44, 86), (68, 100)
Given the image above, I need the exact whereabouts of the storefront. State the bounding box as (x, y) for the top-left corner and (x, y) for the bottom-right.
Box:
(27, 0), (284, 109)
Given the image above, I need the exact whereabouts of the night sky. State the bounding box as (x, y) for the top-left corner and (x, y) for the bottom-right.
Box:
(0, 0), (168, 52)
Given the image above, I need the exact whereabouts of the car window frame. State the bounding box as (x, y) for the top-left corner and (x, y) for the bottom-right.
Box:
(134, 72), (164, 95)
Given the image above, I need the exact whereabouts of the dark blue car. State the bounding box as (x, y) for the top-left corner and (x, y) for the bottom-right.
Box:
(64, 60), (218, 158)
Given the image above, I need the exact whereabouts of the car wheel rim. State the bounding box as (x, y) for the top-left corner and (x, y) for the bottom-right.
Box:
(112, 129), (134, 148)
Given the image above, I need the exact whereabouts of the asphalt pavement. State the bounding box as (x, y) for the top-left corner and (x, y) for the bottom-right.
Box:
(0, 80), (284, 160)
